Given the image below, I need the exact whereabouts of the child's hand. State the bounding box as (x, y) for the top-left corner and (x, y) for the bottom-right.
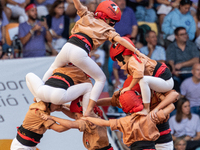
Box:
(120, 87), (131, 95)
(40, 113), (51, 120)
(150, 108), (159, 123)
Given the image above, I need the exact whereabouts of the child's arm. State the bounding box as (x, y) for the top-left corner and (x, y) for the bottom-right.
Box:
(61, 105), (76, 119)
(120, 77), (141, 95)
(41, 113), (79, 129)
(82, 117), (110, 127)
(49, 123), (70, 132)
(113, 36), (140, 55)
(72, 0), (84, 11)
(162, 103), (175, 117)
(96, 97), (112, 106)
(153, 91), (179, 112)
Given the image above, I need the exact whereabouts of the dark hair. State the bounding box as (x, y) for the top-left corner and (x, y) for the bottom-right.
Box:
(174, 27), (186, 35)
(180, 0), (192, 6)
(49, 0), (65, 17)
(175, 97), (192, 123)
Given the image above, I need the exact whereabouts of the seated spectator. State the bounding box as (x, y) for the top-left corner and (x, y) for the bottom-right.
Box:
(86, 0), (99, 13)
(111, 61), (127, 92)
(1, 0), (12, 21)
(140, 30), (166, 63)
(46, 0), (69, 53)
(65, 0), (77, 18)
(174, 137), (187, 150)
(34, 0), (56, 19)
(180, 63), (200, 117)
(169, 97), (200, 150)
(194, 1), (200, 49)
(129, 0), (157, 23)
(18, 3), (52, 58)
(162, 0), (196, 47)
(156, 0), (180, 30)
(0, 2), (14, 59)
(190, 0), (198, 16)
(114, 0), (138, 41)
(6, 0), (30, 23)
(166, 27), (199, 86)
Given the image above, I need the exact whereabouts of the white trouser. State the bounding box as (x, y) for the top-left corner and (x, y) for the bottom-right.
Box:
(10, 138), (36, 150)
(139, 76), (174, 103)
(36, 5), (49, 19)
(26, 72), (92, 113)
(155, 141), (173, 150)
(42, 43), (106, 102)
(7, 4), (28, 23)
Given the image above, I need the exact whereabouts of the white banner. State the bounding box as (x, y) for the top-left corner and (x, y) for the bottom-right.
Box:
(0, 57), (118, 150)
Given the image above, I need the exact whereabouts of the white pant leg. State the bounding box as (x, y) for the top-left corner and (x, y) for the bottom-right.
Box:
(7, 4), (28, 23)
(155, 141), (173, 150)
(26, 72), (92, 108)
(42, 43), (106, 102)
(10, 138), (36, 150)
(36, 6), (49, 19)
(139, 76), (174, 103)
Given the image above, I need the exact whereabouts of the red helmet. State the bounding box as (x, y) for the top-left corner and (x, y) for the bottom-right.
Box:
(110, 36), (135, 61)
(95, 1), (121, 22)
(70, 96), (103, 117)
(119, 90), (143, 113)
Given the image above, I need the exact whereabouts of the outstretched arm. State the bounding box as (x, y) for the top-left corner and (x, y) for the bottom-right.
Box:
(41, 113), (79, 129)
(61, 105), (76, 119)
(72, 0), (84, 11)
(154, 90), (179, 111)
(82, 117), (110, 127)
(113, 36), (140, 55)
(162, 103), (175, 117)
(49, 123), (70, 132)
(96, 97), (112, 106)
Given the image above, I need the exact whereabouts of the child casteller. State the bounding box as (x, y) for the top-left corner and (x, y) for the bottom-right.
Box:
(41, 0), (144, 117)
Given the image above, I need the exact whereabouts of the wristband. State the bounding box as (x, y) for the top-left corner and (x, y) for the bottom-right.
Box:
(29, 29), (34, 35)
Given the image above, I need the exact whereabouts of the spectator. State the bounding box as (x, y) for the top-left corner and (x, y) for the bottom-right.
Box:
(86, 0), (99, 13)
(65, 0), (77, 19)
(114, 0), (138, 41)
(166, 27), (199, 86)
(0, 2), (14, 59)
(1, 0), (12, 21)
(132, 0), (157, 23)
(46, 0), (70, 53)
(18, 3), (52, 58)
(174, 137), (187, 150)
(111, 61), (127, 92)
(180, 63), (200, 117)
(169, 97), (200, 150)
(156, 0), (180, 30)
(140, 30), (166, 63)
(194, 0), (200, 49)
(162, 0), (196, 46)
(6, 0), (30, 23)
(190, 0), (198, 16)
(33, 0), (56, 19)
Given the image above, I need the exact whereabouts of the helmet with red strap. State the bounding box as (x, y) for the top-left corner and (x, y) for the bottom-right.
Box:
(70, 96), (103, 117)
(110, 36), (134, 61)
(94, 0), (121, 25)
(119, 90), (143, 113)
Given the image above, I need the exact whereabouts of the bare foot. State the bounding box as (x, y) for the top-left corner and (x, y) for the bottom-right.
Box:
(84, 110), (98, 118)
(135, 108), (149, 115)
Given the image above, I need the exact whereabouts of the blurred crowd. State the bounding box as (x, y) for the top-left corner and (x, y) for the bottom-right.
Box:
(1, 0), (200, 149)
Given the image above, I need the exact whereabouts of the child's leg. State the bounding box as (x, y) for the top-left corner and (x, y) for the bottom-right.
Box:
(37, 83), (92, 105)
(139, 76), (174, 113)
(66, 44), (106, 116)
(42, 43), (106, 116)
(26, 72), (44, 102)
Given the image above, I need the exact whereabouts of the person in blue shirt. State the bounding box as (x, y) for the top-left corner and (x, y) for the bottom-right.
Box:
(162, 0), (196, 45)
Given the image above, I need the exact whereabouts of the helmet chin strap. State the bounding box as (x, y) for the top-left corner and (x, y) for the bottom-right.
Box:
(115, 53), (126, 65)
